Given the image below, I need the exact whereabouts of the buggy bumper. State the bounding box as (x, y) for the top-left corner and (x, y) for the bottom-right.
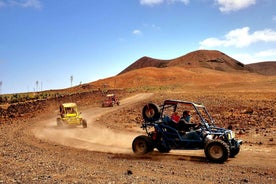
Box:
(229, 139), (242, 149)
(237, 139), (243, 145)
(62, 118), (82, 125)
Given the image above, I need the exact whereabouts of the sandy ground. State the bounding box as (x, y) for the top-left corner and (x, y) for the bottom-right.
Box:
(1, 93), (276, 184)
(32, 93), (154, 154)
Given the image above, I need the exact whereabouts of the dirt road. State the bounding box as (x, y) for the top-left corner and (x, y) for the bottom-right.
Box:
(33, 93), (154, 154)
(1, 93), (276, 183)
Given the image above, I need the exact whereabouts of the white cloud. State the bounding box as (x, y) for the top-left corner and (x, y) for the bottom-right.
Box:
(140, 0), (189, 6)
(140, 0), (163, 5)
(132, 29), (142, 35)
(0, 0), (42, 9)
(231, 53), (255, 64)
(255, 49), (276, 58)
(231, 49), (276, 64)
(199, 27), (276, 48)
(168, 0), (189, 5)
(215, 0), (256, 13)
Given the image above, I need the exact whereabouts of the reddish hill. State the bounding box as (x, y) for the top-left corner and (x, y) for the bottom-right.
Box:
(92, 66), (273, 91)
(119, 50), (250, 75)
(118, 56), (168, 75)
(90, 49), (275, 91)
(167, 50), (247, 71)
(247, 61), (276, 75)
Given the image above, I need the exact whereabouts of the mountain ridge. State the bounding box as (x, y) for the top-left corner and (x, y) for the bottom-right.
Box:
(247, 61), (276, 76)
(118, 50), (253, 75)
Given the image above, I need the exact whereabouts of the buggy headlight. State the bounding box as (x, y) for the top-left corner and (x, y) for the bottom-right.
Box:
(227, 131), (235, 139)
(206, 135), (213, 141)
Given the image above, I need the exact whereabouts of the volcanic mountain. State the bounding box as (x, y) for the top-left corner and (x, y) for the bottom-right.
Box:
(91, 50), (276, 90)
(119, 50), (250, 75)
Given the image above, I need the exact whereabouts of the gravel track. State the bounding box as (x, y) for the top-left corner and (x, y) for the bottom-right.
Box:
(1, 93), (275, 184)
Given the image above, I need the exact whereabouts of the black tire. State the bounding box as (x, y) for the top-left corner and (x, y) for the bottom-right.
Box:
(132, 135), (154, 155)
(155, 137), (171, 153)
(142, 103), (160, 122)
(204, 140), (230, 163)
(230, 146), (240, 158)
(156, 144), (171, 153)
(82, 119), (87, 128)
(57, 118), (63, 127)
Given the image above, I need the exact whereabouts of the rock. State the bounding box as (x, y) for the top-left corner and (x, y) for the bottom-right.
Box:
(241, 178), (249, 183)
(242, 108), (254, 114)
(126, 170), (133, 175)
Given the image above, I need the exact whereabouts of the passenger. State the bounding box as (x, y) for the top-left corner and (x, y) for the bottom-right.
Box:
(67, 108), (76, 114)
(171, 112), (181, 123)
(165, 112), (181, 129)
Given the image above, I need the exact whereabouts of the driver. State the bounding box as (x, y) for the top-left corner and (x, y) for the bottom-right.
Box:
(179, 110), (201, 140)
(178, 110), (198, 132)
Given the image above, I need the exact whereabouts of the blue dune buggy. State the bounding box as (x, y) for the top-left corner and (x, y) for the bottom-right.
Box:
(132, 100), (242, 163)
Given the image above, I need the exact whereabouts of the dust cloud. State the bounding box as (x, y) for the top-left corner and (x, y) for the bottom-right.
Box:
(32, 93), (153, 154)
(33, 118), (135, 154)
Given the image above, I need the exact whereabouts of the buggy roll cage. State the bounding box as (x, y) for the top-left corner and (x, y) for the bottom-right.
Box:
(158, 100), (215, 130)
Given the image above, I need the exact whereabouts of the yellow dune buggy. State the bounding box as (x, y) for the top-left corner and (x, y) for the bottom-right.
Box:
(57, 103), (87, 128)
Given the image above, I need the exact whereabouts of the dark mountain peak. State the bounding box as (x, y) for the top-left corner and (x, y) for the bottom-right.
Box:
(118, 56), (169, 75)
(168, 50), (246, 71)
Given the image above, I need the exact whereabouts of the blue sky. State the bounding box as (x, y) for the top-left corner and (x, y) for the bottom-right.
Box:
(0, 0), (275, 94)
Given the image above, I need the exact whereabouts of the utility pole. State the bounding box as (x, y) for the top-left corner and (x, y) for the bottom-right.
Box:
(70, 75), (73, 87)
(0, 81), (2, 94)
(36, 81), (39, 92)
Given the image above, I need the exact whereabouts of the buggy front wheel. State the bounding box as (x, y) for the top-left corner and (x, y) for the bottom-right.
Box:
(230, 146), (240, 158)
(132, 135), (154, 155)
(204, 140), (230, 163)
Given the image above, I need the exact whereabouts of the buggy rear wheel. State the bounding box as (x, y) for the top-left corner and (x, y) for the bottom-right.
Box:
(132, 135), (154, 155)
(142, 103), (160, 122)
(204, 140), (230, 163)
(82, 119), (87, 128)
